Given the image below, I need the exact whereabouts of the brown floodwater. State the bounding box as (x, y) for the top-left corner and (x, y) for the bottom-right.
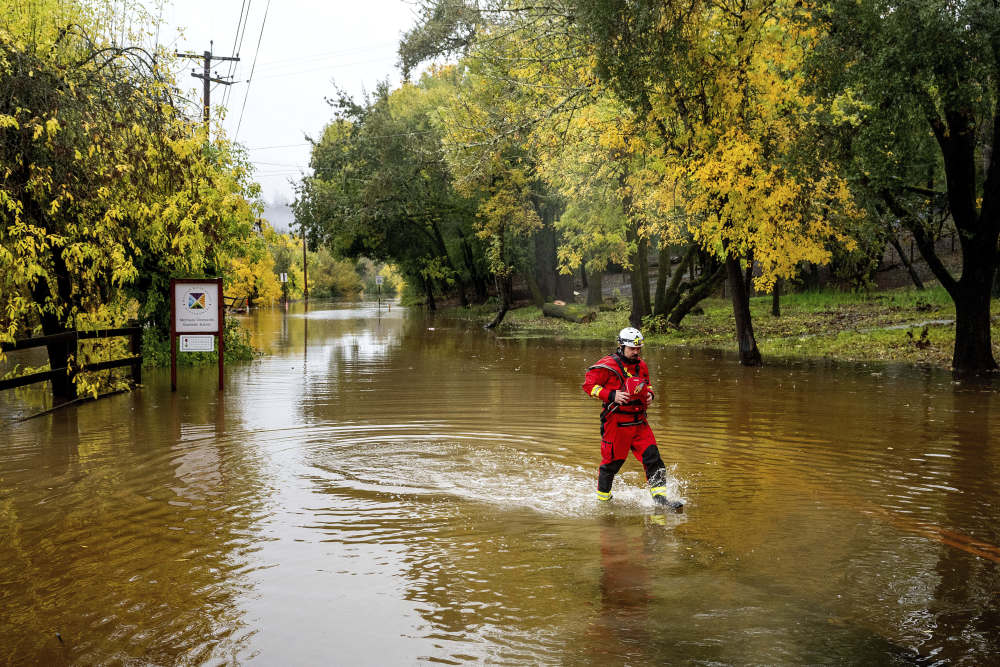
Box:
(1, 301), (998, 665)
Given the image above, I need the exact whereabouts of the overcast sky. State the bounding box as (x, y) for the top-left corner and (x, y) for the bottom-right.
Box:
(155, 0), (423, 229)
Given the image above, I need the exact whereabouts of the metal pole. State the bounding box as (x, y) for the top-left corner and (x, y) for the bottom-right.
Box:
(302, 227), (308, 301)
(170, 280), (177, 391)
(217, 277), (224, 392)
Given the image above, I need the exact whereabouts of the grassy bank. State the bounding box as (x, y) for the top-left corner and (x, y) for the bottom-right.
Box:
(445, 286), (1000, 370)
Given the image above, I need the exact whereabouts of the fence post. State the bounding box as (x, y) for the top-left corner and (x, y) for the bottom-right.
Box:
(130, 324), (142, 386)
(45, 329), (78, 401)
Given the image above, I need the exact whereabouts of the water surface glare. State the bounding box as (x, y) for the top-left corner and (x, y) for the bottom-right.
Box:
(1, 301), (998, 664)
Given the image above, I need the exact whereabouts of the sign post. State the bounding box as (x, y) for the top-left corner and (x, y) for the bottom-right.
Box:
(170, 277), (224, 392)
(375, 274), (384, 310)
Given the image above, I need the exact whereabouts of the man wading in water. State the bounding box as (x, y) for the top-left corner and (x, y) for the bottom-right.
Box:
(582, 327), (682, 510)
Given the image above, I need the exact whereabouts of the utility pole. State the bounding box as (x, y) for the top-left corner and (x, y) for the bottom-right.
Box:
(302, 225), (309, 302)
(175, 41), (239, 128)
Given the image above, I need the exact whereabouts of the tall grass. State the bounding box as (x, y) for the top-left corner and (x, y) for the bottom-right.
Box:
(752, 285), (955, 311)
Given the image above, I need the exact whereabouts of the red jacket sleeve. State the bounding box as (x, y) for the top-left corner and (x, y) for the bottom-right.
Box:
(583, 366), (616, 403)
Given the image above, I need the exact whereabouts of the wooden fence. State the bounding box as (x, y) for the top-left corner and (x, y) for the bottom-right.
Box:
(223, 294), (249, 313)
(0, 327), (142, 396)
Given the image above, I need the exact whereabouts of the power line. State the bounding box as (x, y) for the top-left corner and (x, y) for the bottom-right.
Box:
(235, 0), (271, 139)
(250, 41), (399, 70)
(250, 56), (401, 81)
(246, 128), (439, 152)
(222, 0), (251, 111)
(247, 142), (312, 150)
(252, 160), (310, 167)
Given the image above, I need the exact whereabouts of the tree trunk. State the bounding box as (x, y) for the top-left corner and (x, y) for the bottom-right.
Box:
(542, 302), (597, 323)
(30, 250), (77, 400)
(626, 219), (649, 328)
(655, 245), (697, 317)
(458, 230), (488, 303)
(725, 250), (762, 366)
(423, 274), (436, 312)
(620, 169), (649, 327)
(485, 274), (513, 329)
(881, 186), (997, 373)
(587, 269), (604, 306)
(526, 272), (545, 308)
(556, 270), (576, 303)
(744, 251), (754, 296)
(953, 280), (998, 373)
(533, 218), (557, 302)
(39, 318), (76, 400)
(888, 234), (925, 290)
(667, 262), (727, 327)
(772, 278), (781, 317)
(429, 220), (467, 306)
(654, 244), (671, 314)
(638, 234), (651, 315)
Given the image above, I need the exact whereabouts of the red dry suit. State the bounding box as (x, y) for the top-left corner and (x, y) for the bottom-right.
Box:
(582, 350), (668, 500)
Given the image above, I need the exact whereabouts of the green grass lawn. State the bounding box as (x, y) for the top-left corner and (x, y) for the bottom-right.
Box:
(445, 286), (1000, 370)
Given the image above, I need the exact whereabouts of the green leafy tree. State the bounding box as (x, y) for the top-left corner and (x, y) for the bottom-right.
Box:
(294, 72), (484, 310)
(406, 4), (608, 324)
(810, 0), (1000, 373)
(309, 247), (364, 299)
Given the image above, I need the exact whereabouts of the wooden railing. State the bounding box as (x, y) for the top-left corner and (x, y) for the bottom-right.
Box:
(223, 295), (249, 313)
(0, 327), (142, 393)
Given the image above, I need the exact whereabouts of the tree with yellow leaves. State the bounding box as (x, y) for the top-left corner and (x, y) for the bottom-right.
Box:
(574, 0), (861, 364)
(402, 1), (858, 356)
(1, 0), (261, 397)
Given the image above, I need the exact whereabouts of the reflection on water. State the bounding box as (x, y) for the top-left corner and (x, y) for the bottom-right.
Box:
(1, 300), (998, 664)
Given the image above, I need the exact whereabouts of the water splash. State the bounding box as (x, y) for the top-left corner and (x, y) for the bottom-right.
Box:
(304, 433), (686, 518)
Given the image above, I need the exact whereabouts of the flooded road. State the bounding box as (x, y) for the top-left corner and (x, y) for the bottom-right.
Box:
(1, 301), (998, 665)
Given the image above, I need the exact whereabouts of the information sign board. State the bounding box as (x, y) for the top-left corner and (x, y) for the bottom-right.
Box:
(174, 282), (220, 333)
(179, 335), (215, 352)
(170, 277), (224, 392)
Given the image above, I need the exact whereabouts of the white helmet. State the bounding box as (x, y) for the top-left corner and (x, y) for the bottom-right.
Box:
(617, 327), (644, 348)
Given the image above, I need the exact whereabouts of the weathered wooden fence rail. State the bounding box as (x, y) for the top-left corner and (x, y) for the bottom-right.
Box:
(223, 294), (249, 313)
(0, 327), (142, 396)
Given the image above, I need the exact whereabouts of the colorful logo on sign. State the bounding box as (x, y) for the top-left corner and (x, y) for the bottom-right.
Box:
(187, 293), (207, 310)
